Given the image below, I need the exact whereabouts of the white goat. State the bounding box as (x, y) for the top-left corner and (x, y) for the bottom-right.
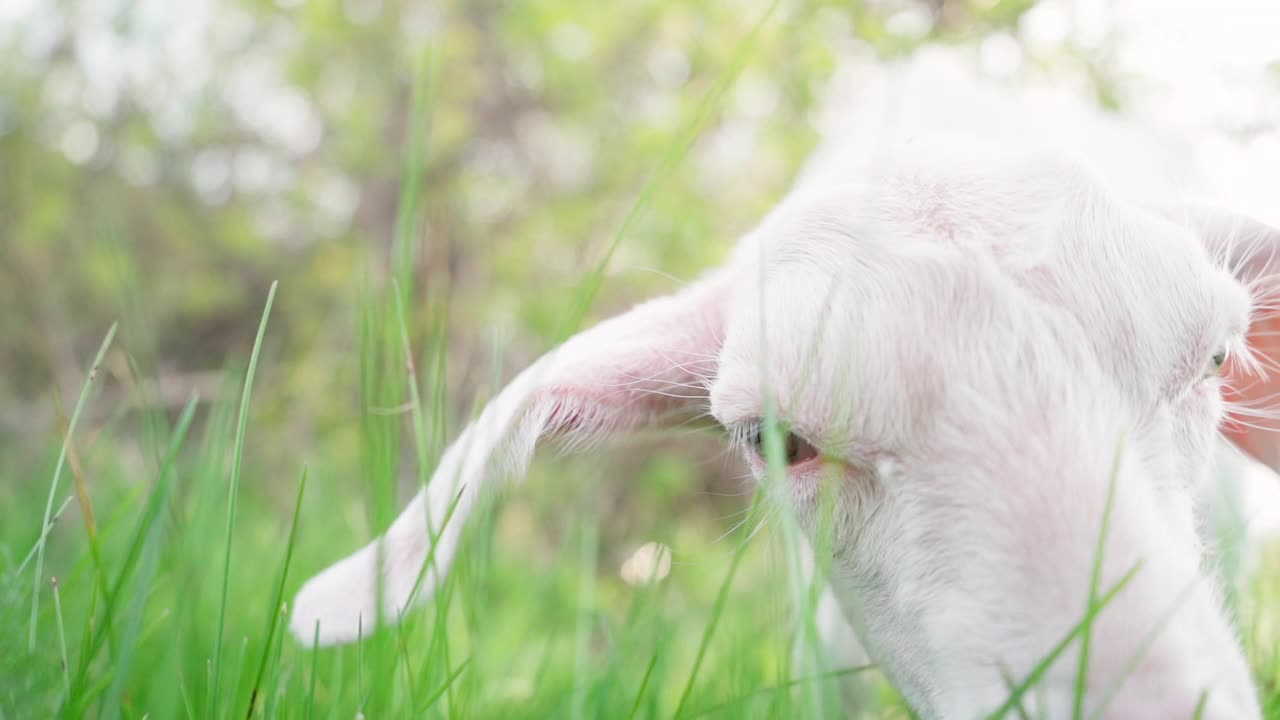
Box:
(290, 52), (1280, 718)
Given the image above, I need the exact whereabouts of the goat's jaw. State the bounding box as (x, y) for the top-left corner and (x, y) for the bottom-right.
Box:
(802, 437), (1262, 720)
(826, 571), (1260, 720)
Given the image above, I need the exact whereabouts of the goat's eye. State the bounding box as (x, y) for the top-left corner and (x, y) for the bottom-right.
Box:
(745, 424), (820, 464)
(1206, 346), (1229, 377)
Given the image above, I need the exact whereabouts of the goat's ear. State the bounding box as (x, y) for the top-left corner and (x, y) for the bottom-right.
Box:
(1162, 204), (1280, 469)
(1164, 203), (1280, 284)
(289, 269), (731, 646)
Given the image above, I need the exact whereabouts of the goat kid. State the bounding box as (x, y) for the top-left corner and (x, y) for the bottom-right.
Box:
(290, 54), (1280, 719)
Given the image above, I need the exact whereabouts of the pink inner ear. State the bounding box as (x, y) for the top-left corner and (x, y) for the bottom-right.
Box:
(1223, 313), (1280, 469)
(530, 269), (731, 446)
(536, 351), (717, 445)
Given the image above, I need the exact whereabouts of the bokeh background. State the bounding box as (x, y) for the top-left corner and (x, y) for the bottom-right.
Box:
(5, 0), (1280, 470)
(6, 0), (1280, 504)
(3, 0), (1280, 717)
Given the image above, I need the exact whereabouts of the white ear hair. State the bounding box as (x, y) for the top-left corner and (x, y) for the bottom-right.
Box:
(1158, 203), (1280, 284)
(289, 269), (730, 645)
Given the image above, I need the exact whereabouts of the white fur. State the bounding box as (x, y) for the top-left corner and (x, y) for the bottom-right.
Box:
(291, 51), (1280, 718)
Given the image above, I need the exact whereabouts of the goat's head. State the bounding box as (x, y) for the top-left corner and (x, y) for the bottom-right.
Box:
(290, 137), (1279, 718)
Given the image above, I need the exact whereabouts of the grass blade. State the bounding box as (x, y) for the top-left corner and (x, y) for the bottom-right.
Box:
(391, 43), (440, 313)
(55, 399), (116, 656)
(15, 495), (76, 576)
(210, 281), (278, 716)
(245, 466), (308, 719)
(51, 577), (70, 701)
(95, 395), (201, 720)
(671, 490), (767, 718)
(416, 658), (471, 713)
(70, 393), (200, 707)
(305, 621), (320, 720)
(29, 322), (118, 650)
(1072, 434), (1127, 719)
(625, 651), (660, 720)
(1192, 688), (1210, 719)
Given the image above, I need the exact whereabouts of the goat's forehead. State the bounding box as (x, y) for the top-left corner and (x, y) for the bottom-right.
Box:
(711, 151), (1248, 435)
